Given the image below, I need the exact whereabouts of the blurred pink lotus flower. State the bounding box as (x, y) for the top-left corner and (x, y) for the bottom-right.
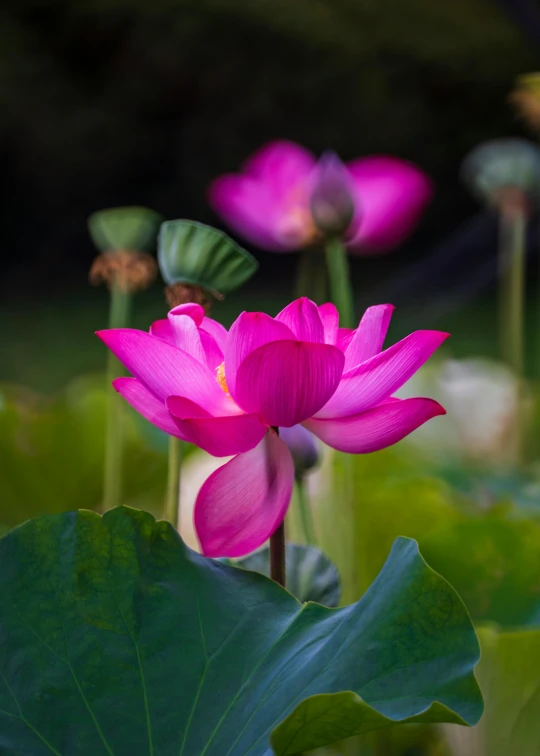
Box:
(208, 140), (433, 254)
(97, 298), (447, 557)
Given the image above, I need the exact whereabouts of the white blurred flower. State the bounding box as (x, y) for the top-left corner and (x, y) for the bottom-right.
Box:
(399, 358), (521, 467)
(438, 359), (520, 465)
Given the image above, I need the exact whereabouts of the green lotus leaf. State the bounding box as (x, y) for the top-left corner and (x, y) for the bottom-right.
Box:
(158, 219), (258, 294)
(88, 206), (164, 253)
(233, 543), (341, 607)
(0, 507), (482, 755)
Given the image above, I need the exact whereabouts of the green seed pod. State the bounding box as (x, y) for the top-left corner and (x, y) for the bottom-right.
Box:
(461, 138), (540, 209)
(88, 206), (164, 253)
(158, 220), (258, 296)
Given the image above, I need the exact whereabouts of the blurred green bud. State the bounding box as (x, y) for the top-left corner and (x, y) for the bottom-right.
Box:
(158, 220), (259, 303)
(310, 152), (355, 236)
(461, 138), (540, 212)
(88, 206), (164, 253)
(279, 424), (320, 476)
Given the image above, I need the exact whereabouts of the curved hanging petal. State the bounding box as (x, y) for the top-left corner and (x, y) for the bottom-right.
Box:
(276, 297), (324, 343)
(194, 431), (294, 557)
(113, 378), (187, 439)
(234, 340), (344, 427)
(305, 397), (445, 453)
(316, 330), (448, 419)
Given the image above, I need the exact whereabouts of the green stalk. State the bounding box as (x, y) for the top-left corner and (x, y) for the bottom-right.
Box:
(270, 521), (286, 587)
(324, 237), (355, 328)
(270, 428), (286, 586)
(295, 475), (317, 546)
(103, 280), (132, 511)
(323, 238), (358, 602)
(164, 437), (183, 528)
(499, 208), (526, 375)
(295, 248), (328, 303)
(498, 206), (527, 465)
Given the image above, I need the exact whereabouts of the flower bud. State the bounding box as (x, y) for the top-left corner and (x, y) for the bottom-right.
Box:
(279, 424), (320, 476)
(309, 152), (356, 236)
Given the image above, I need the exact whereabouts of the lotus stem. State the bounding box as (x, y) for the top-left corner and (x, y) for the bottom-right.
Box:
(323, 238), (357, 600)
(498, 207), (526, 375)
(295, 248), (328, 303)
(270, 521), (286, 587)
(103, 280), (132, 511)
(295, 475), (317, 546)
(164, 437), (183, 529)
(324, 237), (355, 328)
(498, 203), (528, 465)
(268, 428), (287, 585)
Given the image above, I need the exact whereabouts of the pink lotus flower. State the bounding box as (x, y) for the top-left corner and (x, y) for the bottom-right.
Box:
(97, 298), (447, 557)
(208, 140), (433, 254)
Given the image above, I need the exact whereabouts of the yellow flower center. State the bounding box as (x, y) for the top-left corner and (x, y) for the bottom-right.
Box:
(216, 362), (230, 395)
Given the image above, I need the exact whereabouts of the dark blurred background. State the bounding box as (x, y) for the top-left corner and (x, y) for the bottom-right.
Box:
(2, 0), (540, 387)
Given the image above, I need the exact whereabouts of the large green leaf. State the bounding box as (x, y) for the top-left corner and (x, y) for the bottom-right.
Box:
(158, 220), (259, 294)
(88, 206), (164, 253)
(0, 507), (482, 755)
(443, 625), (540, 756)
